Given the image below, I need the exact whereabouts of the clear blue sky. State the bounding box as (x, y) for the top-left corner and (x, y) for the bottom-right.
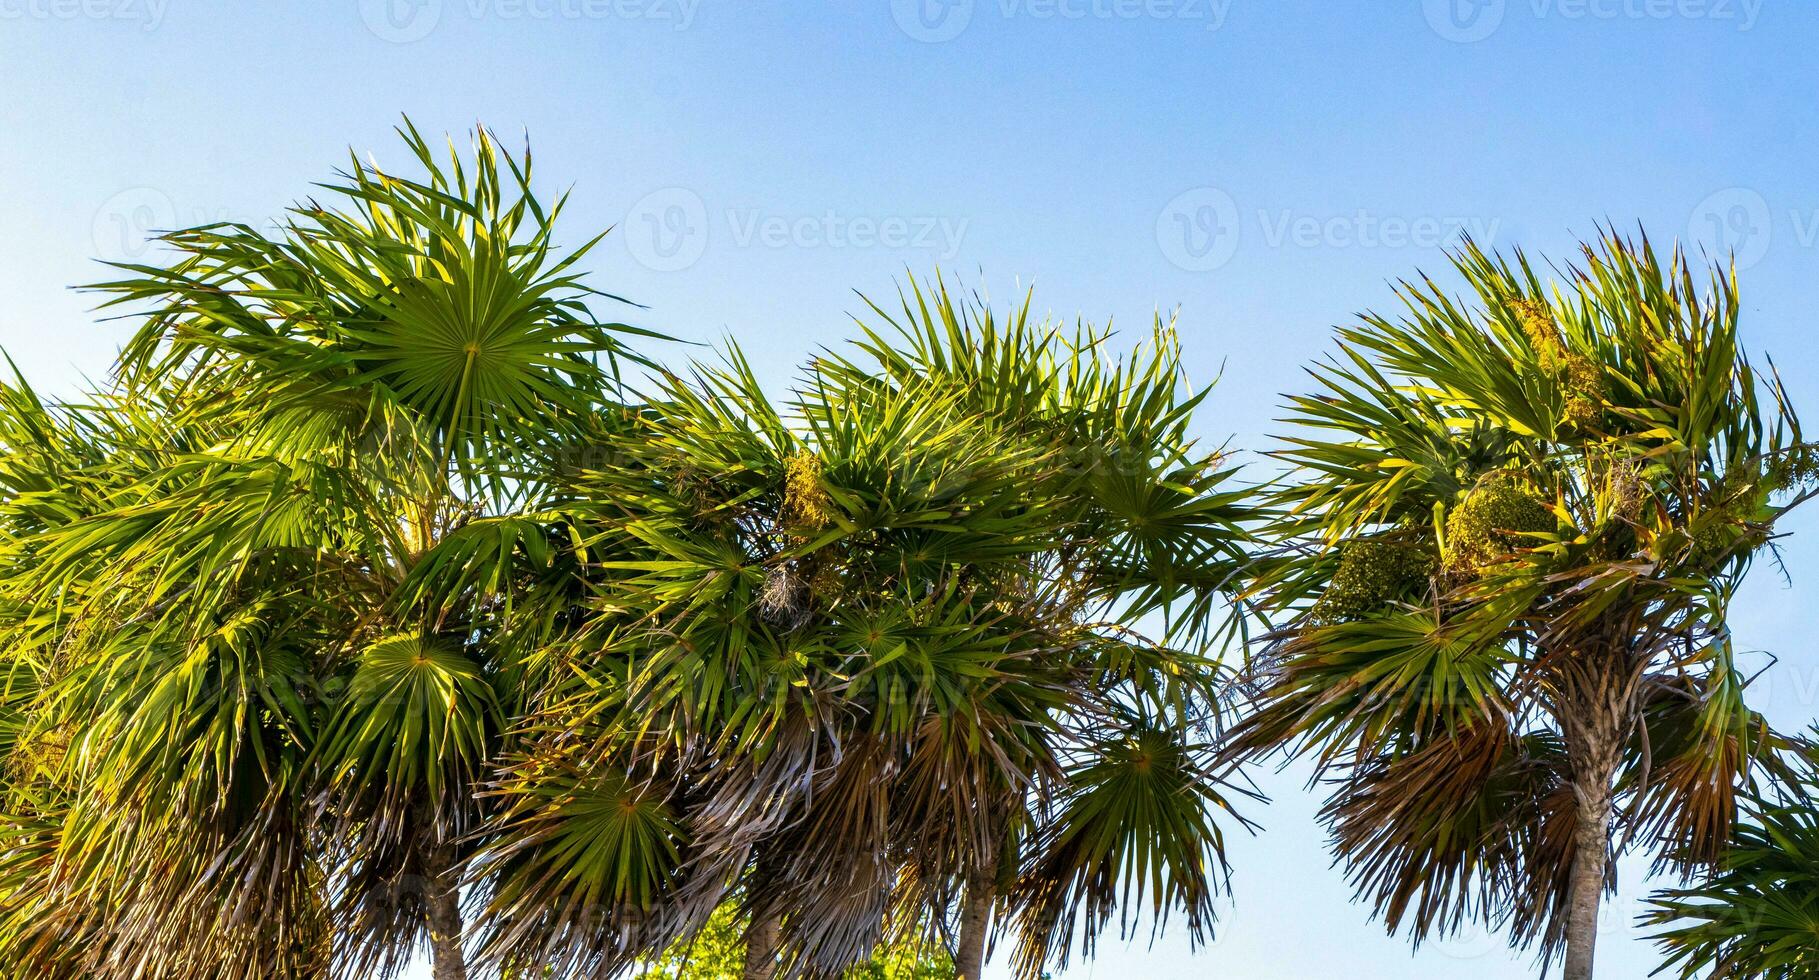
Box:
(3, 2), (1816, 977)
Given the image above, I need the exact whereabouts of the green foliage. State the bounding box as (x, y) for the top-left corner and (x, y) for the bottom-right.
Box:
(1010, 719), (1235, 977)
(10, 116), (1814, 980)
(93, 119), (649, 483)
(318, 634), (500, 820)
(478, 762), (685, 939)
(465, 276), (1256, 979)
(0, 115), (1258, 980)
(1646, 736), (1819, 979)
(639, 904), (955, 979)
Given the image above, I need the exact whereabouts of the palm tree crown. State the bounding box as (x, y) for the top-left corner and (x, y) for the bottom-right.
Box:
(0, 121), (648, 980)
(1231, 231), (1814, 979)
(463, 279), (1257, 980)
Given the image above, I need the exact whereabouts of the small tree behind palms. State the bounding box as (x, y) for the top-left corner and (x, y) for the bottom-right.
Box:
(640, 903), (956, 979)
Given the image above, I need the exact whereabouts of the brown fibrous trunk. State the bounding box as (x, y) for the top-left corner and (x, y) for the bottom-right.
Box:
(425, 859), (467, 980)
(743, 907), (782, 980)
(954, 866), (995, 980)
(1557, 658), (1628, 980)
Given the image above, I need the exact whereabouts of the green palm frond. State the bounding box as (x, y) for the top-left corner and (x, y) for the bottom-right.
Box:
(471, 756), (692, 979)
(1011, 716), (1245, 976)
(318, 634), (498, 822)
(1646, 736), (1819, 978)
(1233, 608), (1515, 764)
(91, 118), (656, 482)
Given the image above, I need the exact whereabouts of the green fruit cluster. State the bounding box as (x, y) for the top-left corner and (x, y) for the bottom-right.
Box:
(1444, 473), (1554, 573)
(1312, 537), (1437, 623)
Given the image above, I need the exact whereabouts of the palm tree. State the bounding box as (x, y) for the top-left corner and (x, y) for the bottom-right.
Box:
(1645, 733), (1819, 979)
(0, 120), (651, 979)
(1229, 231), (1814, 979)
(463, 279), (1256, 980)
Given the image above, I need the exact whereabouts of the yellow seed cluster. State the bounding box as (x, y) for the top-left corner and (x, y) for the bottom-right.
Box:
(781, 450), (836, 529)
(1511, 297), (1605, 430)
(1560, 358), (1606, 429)
(1444, 472), (1554, 573)
(1312, 538), (1437, 623)
(1512, 299), (1563, 365)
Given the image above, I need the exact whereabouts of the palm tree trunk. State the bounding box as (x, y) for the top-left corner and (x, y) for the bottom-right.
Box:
(1562, 771), (1614, 980)
(742, 908), (782, 980)
(1561, 702), (1623, 980)
(954, 868), (995, 980)
(425, 848), (467, 980)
